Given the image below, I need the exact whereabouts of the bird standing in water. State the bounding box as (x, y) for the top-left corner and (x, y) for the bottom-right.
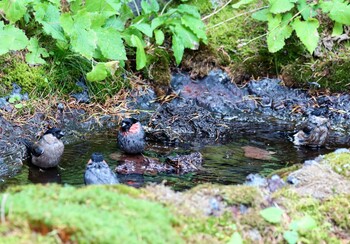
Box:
(117, 118), (145, 154)
(84, 152), (119, 185)
(22, 128), (65, 168)
(293, 112), (330, 147)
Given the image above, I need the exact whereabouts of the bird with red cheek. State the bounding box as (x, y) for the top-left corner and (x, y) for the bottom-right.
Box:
(84, 152), (119, 185)
(117, 118), (145, 154)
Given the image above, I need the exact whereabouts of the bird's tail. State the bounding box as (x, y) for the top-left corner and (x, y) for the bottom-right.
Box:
(21, 138), (34, 149)
(21, 138), (43, 157)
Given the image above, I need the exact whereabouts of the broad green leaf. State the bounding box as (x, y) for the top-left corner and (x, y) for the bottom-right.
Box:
(292, 17), (319, 54)
(320, 0), (350, 25)
(131, 35), (147, 70)
(296, 0), (317, 20)
(87, 63), (109, 81)
(26, 37), (49, 65)
(151, 16), (166, 30)
(260, 207), (284, 223)
(172, 34), (184, 65)
(85, 0), (120, 18)
(105, 16), (126, 31)
(266, 14), (293, 53)
(60, 10), (97, 58)
(8, 97), (16, 103)
(252, 8), (269, 21)
(154, 29), (164, 45)
(332, 22), (343, 36)
(283, 230), (298, 244)
(0, 21), (28, 55)
(122, 27), (144, 46)
(141, 0), (159, 14)
(96, 28), (127, 60)
(14, 103), (23, 109)
(232, 0), (254, 9)
(269, 0), (294, 14)
(289, 215), (317, 233)
(33, 2), (66, 41)
(0, 0), (28, 23)
(132, 23), (153, 37)
(181, 14), (207, 42)
(104, 60), (120, 74)
(177, 4), (200, 18)
(227, 232), (243, 244)
(174, 24), (199, 49)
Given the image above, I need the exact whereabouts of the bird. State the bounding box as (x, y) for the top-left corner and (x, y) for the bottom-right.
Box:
(84, 152), (119, 185)
(22, 128), (65, 168)
(293, 112), (330, 147)
(117, 118), (145, 154)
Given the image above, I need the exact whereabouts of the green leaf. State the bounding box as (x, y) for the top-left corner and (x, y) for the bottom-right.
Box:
(151, 16), (166, 30)
(283, 230), (299, 244)
(292, 17), (319, 54)
(177, 4), (200, 18)
(320, 0), (350, 25)
(8, 97), (16, 103)
(132, 23), (153, 37)
(172, 34), (184, 65)
(296, 0), (317, 20)
(232, 0), (254, 9)
(266, 14), (293, 53)
(14, 103), (23, 109)
(332, 22), (343, 36)
(227, 232), (243, 244)
(260, 207), (284, 223)
(173, 24), (199, 49)
(131, 35), (147, 70)
(154, 29), (165, 45)
(252, 8), (269, 21)
(0, 21), (29, 55)
(95, 28), (127, 60)
(60, 10), (97, 59)
(105, 16), (125, 31)
(0, 0), (29, 23)
(141, 0), (159, 14)
(289, 215), (317, 233)
(85, 0), (120, 18)
(86, 63), (109, 81)
(25, 38), (49, 65)
(33, 2), (66, 41)
(269, 0), (294, 14)
(181, 14), (207, 43)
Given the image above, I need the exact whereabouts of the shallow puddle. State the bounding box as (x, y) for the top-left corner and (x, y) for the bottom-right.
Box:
(0, 128), (334, 191)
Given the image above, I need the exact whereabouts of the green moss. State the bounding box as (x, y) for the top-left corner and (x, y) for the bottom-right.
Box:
(0, 54), (48, 95)
(323, 151), (350, 178)
(320, 195), (350, 231)
(267, 164), (303, 179)
(1, 184), (182, 243)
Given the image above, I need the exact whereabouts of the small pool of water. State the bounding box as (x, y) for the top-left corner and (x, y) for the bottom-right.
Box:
(0, 129), (334, 191)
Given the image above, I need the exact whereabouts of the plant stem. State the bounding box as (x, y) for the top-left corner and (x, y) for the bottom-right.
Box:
(202, 0), (234, 21)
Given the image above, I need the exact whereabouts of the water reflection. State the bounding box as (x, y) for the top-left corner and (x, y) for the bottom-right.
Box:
(0, 130), (335, 191)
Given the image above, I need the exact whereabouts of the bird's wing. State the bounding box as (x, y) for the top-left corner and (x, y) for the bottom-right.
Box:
(22, 139), (44, 157)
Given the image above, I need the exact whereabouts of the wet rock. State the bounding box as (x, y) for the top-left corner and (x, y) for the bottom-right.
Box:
(267, 175), (285, 192)
(245, 173), (267, 187)
(287, 162), (350, 199)
(166, 152), (203, 174)
(71, 78), (90, 103)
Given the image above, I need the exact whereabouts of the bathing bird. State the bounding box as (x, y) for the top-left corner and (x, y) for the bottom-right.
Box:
(84, 152), (119, 185)
(22, 128), (65, 168)
(117, 118), (145, 154)
(293, 112), (330, 147)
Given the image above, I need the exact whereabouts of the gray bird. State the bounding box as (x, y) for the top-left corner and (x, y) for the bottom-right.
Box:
(293, 114), (330, 147)
(117, 118), (145, 154)
(84, 153), (119, 185)
(23, 128), (65, 168)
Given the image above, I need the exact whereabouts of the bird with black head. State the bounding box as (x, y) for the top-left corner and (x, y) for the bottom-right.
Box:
(117, 118), (145, 154)
(22, 128), (65, 168)
(84, 152), (119, 185)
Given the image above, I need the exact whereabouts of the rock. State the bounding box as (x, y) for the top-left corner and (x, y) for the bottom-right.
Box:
(242, 146), (276, 160)
(166, 152), (203, 174)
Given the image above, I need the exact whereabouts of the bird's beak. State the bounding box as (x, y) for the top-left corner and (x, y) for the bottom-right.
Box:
(121, 122), (126, 128)
(87, 159), (92, 164)
(59, 131), (65, 137)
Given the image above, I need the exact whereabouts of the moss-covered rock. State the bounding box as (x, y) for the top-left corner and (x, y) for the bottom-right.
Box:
(1, 184), (181, 243)
(323, 150), (350, 178)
